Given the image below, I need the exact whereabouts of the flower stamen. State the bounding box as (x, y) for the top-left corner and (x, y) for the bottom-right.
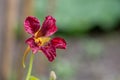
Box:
(35, 37), (51, 46)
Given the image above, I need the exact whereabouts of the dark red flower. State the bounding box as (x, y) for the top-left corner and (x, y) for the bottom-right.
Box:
(23, 16), (66, 66)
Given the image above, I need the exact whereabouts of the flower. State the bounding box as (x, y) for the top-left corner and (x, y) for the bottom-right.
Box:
(23, 16), (66, 67)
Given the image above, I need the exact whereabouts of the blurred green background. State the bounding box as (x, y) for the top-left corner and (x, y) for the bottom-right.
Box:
(35, 0), (120, 34)
(0, 0), (120, 80)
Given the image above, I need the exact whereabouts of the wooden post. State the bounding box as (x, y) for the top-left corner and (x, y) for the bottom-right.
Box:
(22, 0), (34, 18)
(0, 0), (6, 79)
(2, 0), (18, 80)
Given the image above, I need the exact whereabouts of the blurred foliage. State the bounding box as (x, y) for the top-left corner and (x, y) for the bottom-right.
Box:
(82, 39), (104, 59)
(52, 60), (75, 80)
(35, 0), (120, 34)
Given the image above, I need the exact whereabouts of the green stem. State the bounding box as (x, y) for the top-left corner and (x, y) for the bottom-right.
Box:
(25, 53), (34, 80)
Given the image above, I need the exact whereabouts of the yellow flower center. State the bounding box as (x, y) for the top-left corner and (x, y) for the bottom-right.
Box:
(35, 37), (51, 46)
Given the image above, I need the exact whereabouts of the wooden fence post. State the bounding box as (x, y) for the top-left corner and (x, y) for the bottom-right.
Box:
(2, 0), (18, 80)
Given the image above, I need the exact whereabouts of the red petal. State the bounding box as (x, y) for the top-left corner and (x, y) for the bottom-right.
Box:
(25, 37), (40, 53)
(24, 16), (40, 35)
(40, 43), (56, 62)
(37, 16), (57, 37)
(51, 37), (67, 49)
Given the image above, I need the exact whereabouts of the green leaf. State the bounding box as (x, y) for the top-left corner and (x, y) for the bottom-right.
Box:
(29, 76), (40, 80)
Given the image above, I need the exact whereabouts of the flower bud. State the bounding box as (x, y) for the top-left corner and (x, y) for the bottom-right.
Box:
(50, 71), (56, 80)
